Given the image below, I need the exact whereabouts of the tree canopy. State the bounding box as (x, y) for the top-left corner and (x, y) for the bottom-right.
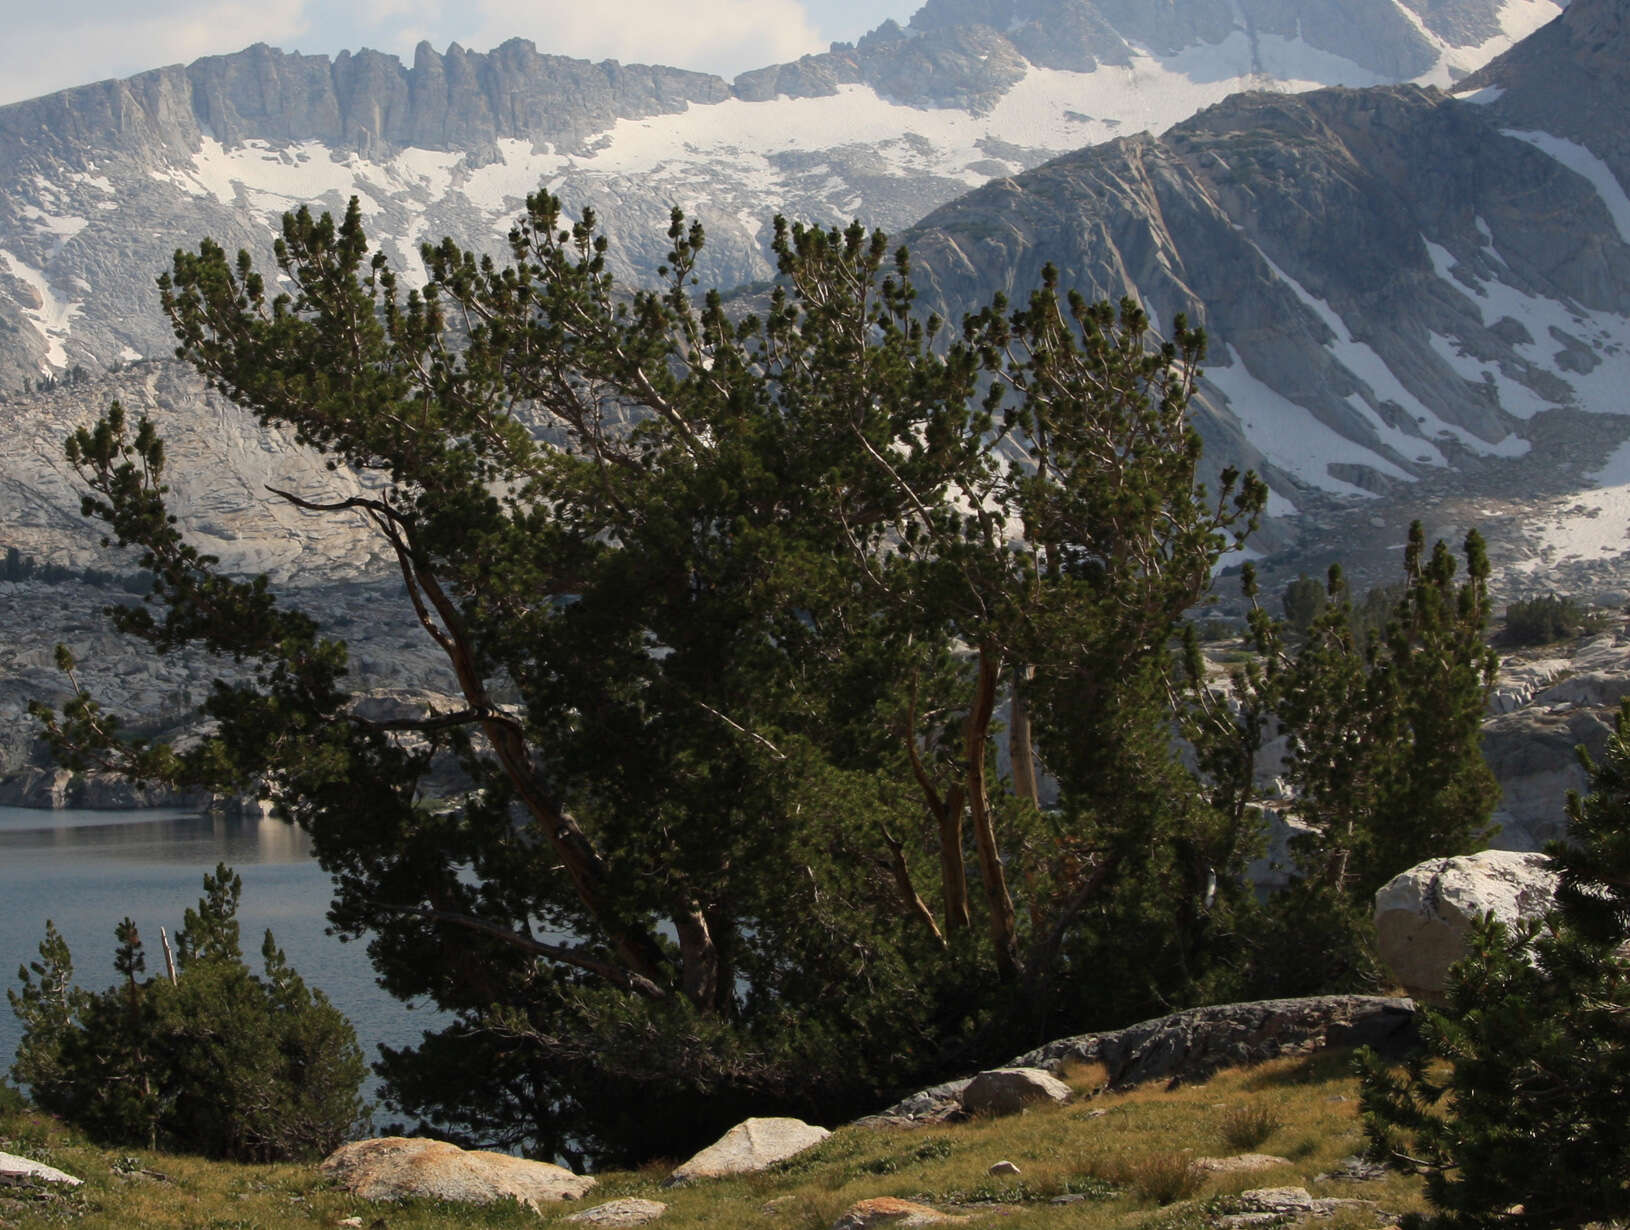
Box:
(30, 195), (1492, 1163)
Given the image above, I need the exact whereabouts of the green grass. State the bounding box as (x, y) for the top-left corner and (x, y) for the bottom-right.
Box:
(0, 1055), (1431, 1229)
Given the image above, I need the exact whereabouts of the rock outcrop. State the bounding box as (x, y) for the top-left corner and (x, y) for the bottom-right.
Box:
(870, 995), (1417, 1122)
(1219, 1186), (1380, 1225)
(831, 1197), (969, 1229)
(1010, 995), (1418, 1087)
(665, 1117), (830, 1186)
(1484, 632), (1630, 851)
(319, 1137), (595, 1209)
(1374, 850), (1558, 1003)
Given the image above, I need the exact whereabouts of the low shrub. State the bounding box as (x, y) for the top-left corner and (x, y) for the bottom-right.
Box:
(1501, 592), (1597, 646)
(0, 1078), (28, 1116)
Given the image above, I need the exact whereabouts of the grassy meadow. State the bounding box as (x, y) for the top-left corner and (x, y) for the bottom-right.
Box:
(0, 1050), (1430, 1229)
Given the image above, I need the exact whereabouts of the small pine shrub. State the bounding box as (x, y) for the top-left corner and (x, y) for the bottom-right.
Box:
(8, 864), (367, 1162)
(1501, 592), (1595, 646)
(1359, 699), (1630, 1226)
(1281, 574), (1328, 636)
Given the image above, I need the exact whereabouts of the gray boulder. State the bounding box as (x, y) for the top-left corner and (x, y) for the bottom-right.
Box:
(1374, 850), (1558, 1003)
(566, 1198), (668, 1225)
(0, 1151), (82, 1188)
(319, 1137), (594, 1209)
(959, 1068), (1072, 1117)
(665, 1117), (829, 1185)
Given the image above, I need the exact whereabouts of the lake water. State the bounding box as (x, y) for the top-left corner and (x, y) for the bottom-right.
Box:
(0, 805), (444, 1122)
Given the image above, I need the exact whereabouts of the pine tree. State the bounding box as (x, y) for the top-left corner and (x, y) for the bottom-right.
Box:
(32, 199), (1263, 1161)
(1203, 527), (1498, 1000)
(1275, 524), (1497, 902)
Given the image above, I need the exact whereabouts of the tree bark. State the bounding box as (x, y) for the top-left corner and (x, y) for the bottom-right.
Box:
(879, 823), (948, 948)
(967, 645), (1019, 978)
(389, 525), (686, 997)
(938, 783), (971, 934)
(673, 907), (721, 1010)
(903, 676), (970, 933)
(1009, 664), (1040, 808)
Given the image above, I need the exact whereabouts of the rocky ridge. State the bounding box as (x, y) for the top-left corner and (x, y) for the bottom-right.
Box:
(0, 0), (1556, 390)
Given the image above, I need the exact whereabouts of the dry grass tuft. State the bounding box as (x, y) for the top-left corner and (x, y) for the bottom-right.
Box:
(1219, 1101), (1282, 1151)
(1107, 1150), (1206, 1206)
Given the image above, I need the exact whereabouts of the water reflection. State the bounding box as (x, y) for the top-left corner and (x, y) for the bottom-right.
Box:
(0, 810), (312, 863)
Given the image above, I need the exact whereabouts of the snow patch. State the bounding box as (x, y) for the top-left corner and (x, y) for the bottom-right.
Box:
(1424, 239), (1630, 418)
(1205, 345), (1409, 499)
(566, 45), (1389, 200)
(456, 138), (573, 213)
(0, 250), (80, 369)
(152, 139), (466, 228)
(1418, 0), (1562, 85)
(17, 206), (88, 254)
(69, 172), (116, 194)
(1523, 444), (1630, 565)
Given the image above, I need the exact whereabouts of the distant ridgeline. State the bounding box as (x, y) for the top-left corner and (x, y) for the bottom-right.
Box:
(0, 0), (1557, 388)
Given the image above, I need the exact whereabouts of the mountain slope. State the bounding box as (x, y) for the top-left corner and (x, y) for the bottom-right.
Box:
(0, 0), (1558, 392)
(903, 0), (1629, 580)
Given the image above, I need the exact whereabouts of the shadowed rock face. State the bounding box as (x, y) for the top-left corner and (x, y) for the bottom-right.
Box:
(1459, 0), (1630, 187)
(0, 41), (731, 166)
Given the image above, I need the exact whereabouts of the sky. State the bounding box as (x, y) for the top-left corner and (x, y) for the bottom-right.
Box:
(0, 0), (925, 108)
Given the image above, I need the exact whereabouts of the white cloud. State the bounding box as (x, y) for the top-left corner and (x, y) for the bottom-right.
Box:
(0, 2), (315, 104)
(406, 0), (825, 78)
